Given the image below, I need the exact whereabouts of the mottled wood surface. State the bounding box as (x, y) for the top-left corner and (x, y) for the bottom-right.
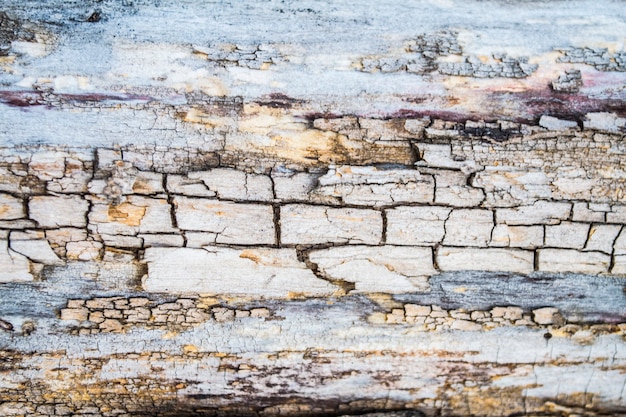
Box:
(0, 1), (625, 416)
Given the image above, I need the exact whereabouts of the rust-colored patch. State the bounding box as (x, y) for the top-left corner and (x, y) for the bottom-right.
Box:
(65, 161), (83, 172)
(107, 202), (146, 226)
(491, 90), (626, 123)
(131, 177), (154, 194)
(183, 345), (199, 354)
(239, 250), (262, 263)
(182, 107), (232, 128)
(287, 291), (311, 299)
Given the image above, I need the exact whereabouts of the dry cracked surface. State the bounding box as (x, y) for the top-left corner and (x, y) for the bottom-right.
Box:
(1, 1), (626, 416)
(1, 122), (626, 415)
(1, 118), (626, 292)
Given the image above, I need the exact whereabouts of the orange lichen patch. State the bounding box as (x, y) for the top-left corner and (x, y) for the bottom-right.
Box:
(182, 108), (232, 128)
(0, 191), (27, 220)
(131, 178), (153, 194)
(183, 344), (199, 354)
(65, 160), (83, 172)
(107, 203), (146, 226)
(286, 291), (309, 299)
(239, 103), (300, 130)
(192, 49), (209, 59)
(196, 296), (221, 308)
(238, 249), (287, 267)
(366, 293), (404, 310)
(0, 55), (16, 72)
(189, 201), (225, 213)
(239, 250), (262, 263)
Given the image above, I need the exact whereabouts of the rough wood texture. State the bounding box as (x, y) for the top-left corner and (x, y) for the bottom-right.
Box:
(0, 1), (625, 416)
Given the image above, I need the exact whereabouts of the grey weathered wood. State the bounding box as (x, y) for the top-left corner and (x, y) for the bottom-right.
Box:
(0, 1), (625, 416)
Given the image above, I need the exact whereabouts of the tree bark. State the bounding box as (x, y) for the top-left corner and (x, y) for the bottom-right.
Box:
(0, 1), (625, 416)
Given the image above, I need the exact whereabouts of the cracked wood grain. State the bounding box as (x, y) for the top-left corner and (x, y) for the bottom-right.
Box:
(0, 1), (625, 416)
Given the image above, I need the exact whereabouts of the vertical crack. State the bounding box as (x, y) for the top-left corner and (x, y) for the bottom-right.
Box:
(164, 177), (177, 228)
(381, 209), (387, 245)
(84, 197), (100, 260)
(582, 222), (594, 250)
(273, 204), (281, 248)
(488, 209), (496, 246)
(268, 171), (277, 200)
(441, 208), (452, 245)
(583, 368), (595, 403)
(533, 249), (540, 272)
(619, 371), (626, 402)
(430, 168), (439, 205)
(23, 195), (32, 226)
(430, 246), (439, 272)
(609, 225), (623, 273)
(243, 174), (250, 199)
(567, 201), (574, 221)
(164, 175), (185, 248)
(466, 172), (477, 188)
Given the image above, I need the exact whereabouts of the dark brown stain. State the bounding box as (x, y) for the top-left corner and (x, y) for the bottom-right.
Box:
(302, 112), (344, 122)
(497, 90), (626, 123)
(401, 96), (430, 104)
(386, 89), (626, 128)
(86, 11), (101, 23)
(389, 109), (489, 124)
(0, 90), (45, 107)
(460, 123), (522, 142)
(0, 90), (151, 107)
(254, 93), (304, 109)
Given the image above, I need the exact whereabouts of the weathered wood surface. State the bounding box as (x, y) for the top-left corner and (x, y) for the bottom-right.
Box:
(0, 1), (625, 416)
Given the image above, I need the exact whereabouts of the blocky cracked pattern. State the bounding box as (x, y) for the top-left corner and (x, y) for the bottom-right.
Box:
(378, 304), (625, 339)
(60, 297), (272, 335)
(192, 44), (284, 70)
(357, 31), (538, 77)
(557, 47), (626, 72)
(2, 112), (626, 288)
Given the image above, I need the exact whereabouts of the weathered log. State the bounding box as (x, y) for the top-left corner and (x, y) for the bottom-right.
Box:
(0, 1), (625, 416)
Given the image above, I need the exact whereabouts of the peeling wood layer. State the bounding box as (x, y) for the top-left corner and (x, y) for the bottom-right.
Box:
(0, 1), (625, 416)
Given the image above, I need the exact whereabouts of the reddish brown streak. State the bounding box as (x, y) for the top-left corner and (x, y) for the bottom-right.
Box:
(389, 91), (626, 125)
